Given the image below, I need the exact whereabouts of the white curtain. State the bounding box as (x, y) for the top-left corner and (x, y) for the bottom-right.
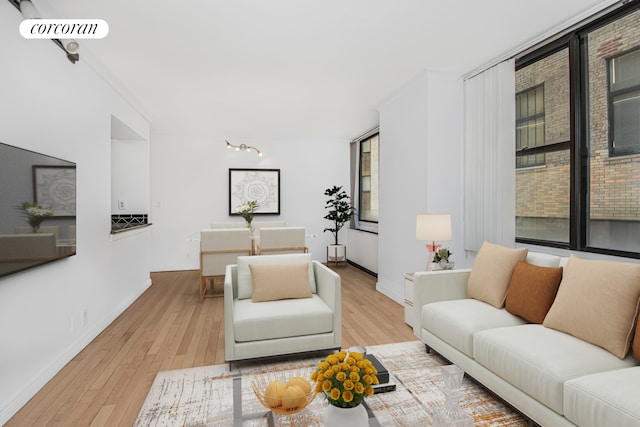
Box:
(463, 59), (516, 252)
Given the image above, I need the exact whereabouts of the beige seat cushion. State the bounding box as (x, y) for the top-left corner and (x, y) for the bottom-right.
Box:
(474, 324), (636, 415)
(467, 241), (528, 308)
(422, 299), (526, 357)
(564, 367), (640, 427)
(233, 295), (334, 342)
(250, 262), (312, 302)
(543, 255), (640, 359)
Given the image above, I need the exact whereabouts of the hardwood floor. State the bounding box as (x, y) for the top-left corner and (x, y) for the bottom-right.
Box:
(7, 263), (416, 426)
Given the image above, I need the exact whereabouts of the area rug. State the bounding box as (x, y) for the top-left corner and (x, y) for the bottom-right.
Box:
(135, 341), (528, 426)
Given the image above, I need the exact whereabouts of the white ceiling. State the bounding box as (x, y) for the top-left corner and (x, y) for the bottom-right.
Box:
(43, 0), (611, 139)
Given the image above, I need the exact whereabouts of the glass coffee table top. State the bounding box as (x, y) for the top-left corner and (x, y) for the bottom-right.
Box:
(228, 358), (432, 426)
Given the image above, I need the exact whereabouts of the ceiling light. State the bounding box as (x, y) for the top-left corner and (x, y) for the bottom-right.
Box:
(60, 38), (79, 53)
(8, 0), (80, 64)
(18, 0), (39, 19)
(226, 140), (263, 157)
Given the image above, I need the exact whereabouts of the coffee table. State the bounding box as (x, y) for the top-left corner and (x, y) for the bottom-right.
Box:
(135, 341), (528, 427)
(230, 356), (431, 426)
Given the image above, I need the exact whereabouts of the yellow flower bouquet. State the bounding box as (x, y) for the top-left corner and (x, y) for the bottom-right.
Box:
(310, 350), (379, 408)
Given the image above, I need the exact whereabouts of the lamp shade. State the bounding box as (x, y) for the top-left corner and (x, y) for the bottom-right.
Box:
(416, 213), (452, 242)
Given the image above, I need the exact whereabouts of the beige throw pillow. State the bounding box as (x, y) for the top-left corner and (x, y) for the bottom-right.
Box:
(467, 241), (528, 308)
(249, 262), (313, 302)
(543, 255), (640, 359)
(633, 313), (640, 361)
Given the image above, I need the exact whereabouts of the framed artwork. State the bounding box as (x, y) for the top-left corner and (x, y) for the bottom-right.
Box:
(33, 165), (77, 217)
(229, 168), (280, 215)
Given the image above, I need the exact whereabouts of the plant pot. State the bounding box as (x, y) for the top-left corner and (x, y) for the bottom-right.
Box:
(439, 260), (455, 270)
(327, 244), (346, 264)
(324, 403), (368, 427)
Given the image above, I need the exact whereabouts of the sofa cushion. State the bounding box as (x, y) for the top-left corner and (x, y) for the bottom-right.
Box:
(422, 299), (526, 357)
(634, 313), (640, 360)
(543, 255), (640, 358)
(564, 367), (640, 427)
(467, 241), (528, 308)
(250, 262), (312, 302)
(473, 324), (636, 415)
(525, 251), (562, 267)
(505, 261), (563, 324)
(236, 253), (316, 299)
(233, 294), (333, 342)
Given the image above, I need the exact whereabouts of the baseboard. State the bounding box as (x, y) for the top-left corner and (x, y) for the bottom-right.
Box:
(0, 278), (152, 425)
(375, 277), (403, 306)
(150, 264), (195, 272)
(346, 259), (377, 277)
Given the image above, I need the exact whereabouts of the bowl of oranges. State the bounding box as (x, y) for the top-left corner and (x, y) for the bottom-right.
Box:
(251, 369), (317, 415)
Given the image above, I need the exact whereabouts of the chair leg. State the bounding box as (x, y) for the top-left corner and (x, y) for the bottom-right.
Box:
(200, 276), (206, 302)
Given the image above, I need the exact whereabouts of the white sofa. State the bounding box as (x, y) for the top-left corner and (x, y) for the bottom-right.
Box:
(224, 253), (341, 362)
(413, 246), (640, 427)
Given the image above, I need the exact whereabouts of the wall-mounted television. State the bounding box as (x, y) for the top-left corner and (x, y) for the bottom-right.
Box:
(0, 142), (76, 278)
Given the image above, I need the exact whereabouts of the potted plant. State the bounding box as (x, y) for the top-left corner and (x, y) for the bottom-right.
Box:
(310, 349), (378, 426)
(323, 185), (356, 264)
(432, 248), (454, 270)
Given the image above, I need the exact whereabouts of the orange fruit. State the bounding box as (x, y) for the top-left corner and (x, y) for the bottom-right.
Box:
(265, 381), (285, 407)
(286, 377), (311, 394)
(282, 385), (306, 409)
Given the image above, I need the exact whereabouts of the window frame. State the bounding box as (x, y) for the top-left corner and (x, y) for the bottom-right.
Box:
(515, 2), (640, 260)
(516, 83), (547, 168)
(358, 132), (379, 224)
(607, 45), (640, 157)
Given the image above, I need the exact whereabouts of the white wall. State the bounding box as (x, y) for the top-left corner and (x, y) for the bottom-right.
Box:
(376, 71), (466, 304)
(149, 134), (350, 271)
(111, 138), (150, 215)
(0, 3), (151, 423)
(347, 228), (378, 273)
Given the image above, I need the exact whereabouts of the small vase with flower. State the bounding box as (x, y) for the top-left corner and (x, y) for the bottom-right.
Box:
(18, 201), (52, 233)
(433, 248), (454, 270)
(235, 200), (259, 234)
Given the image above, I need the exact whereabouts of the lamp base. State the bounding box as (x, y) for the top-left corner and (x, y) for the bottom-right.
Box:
(426, 244), (441, 271)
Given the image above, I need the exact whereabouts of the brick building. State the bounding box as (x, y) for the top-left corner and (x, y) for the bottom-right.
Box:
(515, 9), (639, 249)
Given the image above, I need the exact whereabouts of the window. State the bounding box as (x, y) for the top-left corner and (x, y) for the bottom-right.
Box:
(515, 4), (640, 258)
(608, 48), (640, 156)
(359, 133), (379, 223)
(516, 84), (546, 168)
(515, 48), (571, 244)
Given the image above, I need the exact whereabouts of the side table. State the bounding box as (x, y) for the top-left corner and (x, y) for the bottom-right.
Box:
(403, 272), (415, 327)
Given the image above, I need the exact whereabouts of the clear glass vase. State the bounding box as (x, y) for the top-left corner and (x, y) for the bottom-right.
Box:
(432, 365), (473, 427)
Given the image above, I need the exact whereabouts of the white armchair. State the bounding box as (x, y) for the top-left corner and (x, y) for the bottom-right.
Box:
(199, 228), (251, 301)
(224, 253), (342, 362)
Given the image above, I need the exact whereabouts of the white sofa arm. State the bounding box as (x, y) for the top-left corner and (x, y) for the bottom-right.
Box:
(313, 260), (342, 345)
(412, 269), (471, 337)
(224, 264), (238, 360)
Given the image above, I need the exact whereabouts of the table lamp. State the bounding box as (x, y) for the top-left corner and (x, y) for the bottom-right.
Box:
(416, 213), (452, 270)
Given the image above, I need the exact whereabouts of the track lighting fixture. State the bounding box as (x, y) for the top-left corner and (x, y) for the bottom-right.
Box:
(60, 38), (79, 53)
(8, 0), (80, 64)
(226, 140), (263, 157)
(18, 0), (39, 19)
